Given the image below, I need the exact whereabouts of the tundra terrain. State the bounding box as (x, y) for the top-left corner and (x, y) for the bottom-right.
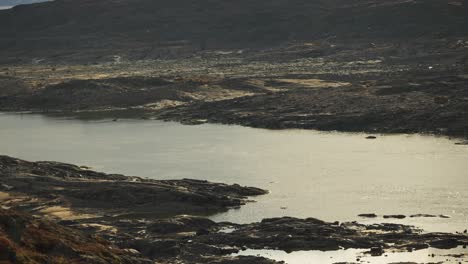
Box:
(0, 0), (467, 263)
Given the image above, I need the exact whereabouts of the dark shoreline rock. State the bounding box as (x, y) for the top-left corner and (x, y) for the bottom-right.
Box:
(358, 213), (377, 218)
(383, 214), (406, 219)
(410, 214), (438, 218)
(0, 155), (267, 218)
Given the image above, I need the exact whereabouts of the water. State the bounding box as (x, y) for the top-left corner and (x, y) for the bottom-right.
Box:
(233, 247), (467, 264)
(0, 0), (52, 10)
(0, 112), (467, 232)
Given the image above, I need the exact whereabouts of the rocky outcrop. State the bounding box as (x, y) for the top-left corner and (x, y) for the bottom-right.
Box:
(0, 155), (276, 263)
(0, 208), (151, 264)
(194, 217), (468, 253)
(0, 155), (267, 218)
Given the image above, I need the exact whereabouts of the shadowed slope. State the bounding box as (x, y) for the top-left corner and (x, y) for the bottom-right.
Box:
(0, 0), (466, 62)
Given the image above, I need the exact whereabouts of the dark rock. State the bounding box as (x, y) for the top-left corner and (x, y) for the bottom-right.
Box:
(129, 239), (180, 258)
(410, 214), (437, 218)
(383, 215), (406, 219)
(147, 216), (215, 234)
(358, 213), (377, 218)
(196, 228), (210, 236)
(369, 246), (384, 256)
(0, 155), (267, 217)
(434, 96), (449, 105)
(429, 238), (459, 249)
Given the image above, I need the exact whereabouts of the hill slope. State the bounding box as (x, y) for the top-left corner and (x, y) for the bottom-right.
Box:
(0, 0), (466, 62)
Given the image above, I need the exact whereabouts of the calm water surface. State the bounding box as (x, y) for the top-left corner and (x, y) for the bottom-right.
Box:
(233, 247), (467, 264)
(0, 112), (467, 232)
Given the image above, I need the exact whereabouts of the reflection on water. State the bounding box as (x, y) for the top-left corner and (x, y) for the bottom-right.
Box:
(0, 6), (13, 10)
(0, 112), (467, 232)
(233, 247), (467, 264)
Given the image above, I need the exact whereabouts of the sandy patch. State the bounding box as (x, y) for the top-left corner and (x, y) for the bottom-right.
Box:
(39, 206), (95, 220)
(180, 85), (255, 102)
(143, 99), (186, 110)
(81, 223), (118, 234)
(0, 192), (10, 202)
(275, 78), (350, 88)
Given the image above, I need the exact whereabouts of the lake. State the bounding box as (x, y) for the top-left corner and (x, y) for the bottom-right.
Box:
(233, 246), (468, 264)
(0, 112), (466, 232)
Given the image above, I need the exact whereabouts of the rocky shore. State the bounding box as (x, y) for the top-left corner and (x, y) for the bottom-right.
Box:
(0, 155), (267, 219)
(155, 70), (468, 137)
(0, 38), (467, 138)
(1, 155), (467, 263)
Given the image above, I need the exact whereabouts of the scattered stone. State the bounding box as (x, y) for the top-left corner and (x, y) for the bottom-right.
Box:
(383, 215), (406, 219)
(369, 246), (384, 256)
(358, 213), (377, 218)
(410, 214), (437, 218)
(429, 238), (459, 249)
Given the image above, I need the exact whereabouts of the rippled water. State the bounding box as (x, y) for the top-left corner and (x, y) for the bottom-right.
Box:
(0, 112), (467, 232)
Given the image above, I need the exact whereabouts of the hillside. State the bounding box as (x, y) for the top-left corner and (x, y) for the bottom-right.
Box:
(0, 0), (466, 62)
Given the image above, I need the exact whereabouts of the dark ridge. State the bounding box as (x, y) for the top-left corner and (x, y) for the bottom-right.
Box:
(0, 0), (466, 61)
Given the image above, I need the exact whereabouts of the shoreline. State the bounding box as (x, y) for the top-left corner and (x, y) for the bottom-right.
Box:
(1, 155), (467, 263)
(0, 107), (467, 141)
(1, 40), (467, 140)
